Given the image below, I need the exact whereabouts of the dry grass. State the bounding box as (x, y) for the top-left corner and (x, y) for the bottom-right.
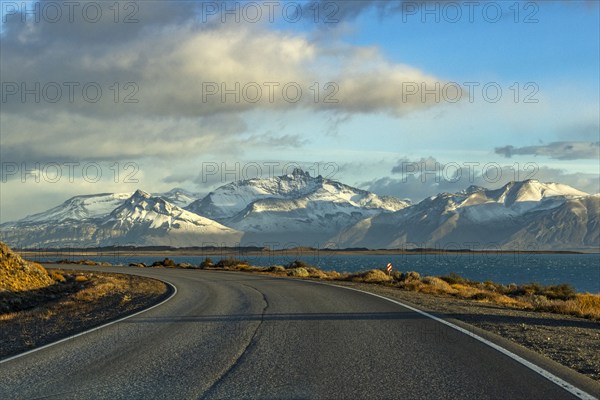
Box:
(0, 268), (168, 358)
(529, 293), (600, 320)
(349, 269), (393, 283)
(0, 242), (54, 292)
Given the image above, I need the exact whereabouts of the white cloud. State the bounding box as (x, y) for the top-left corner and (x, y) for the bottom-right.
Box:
(495, 141), (600, 160)
(363, 156), (600, 203)
(1, 3), (456, 165)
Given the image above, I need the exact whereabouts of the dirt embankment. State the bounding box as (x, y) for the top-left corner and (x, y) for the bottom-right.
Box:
(0, 242), (170, 359)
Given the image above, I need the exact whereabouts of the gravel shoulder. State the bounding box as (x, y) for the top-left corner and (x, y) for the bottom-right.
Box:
(0, 269), (170, 359)
(325, 280), (600, 383)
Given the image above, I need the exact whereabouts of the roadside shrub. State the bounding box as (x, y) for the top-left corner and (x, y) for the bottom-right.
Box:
(510, 282), (577, 300)
(287, 267), (309, 277)
(215, 258), (248, 269)
(390, 271), (403, 281)
(325, 271), (344, 280)
(400, 271), (421, 282)
(129, 263), (146, 268)
(306, 267), (328, 279)
(162, 258), (176, 267)
(540, 284), (577, 300)
(470, 291), (498, 302)
(351, 269), (392, 283)
(532, 293), (600, 320)
(199, 257), (213, 269)
(483, 280), (504, 292)
(268, 265), (286, 273)
(450, 283), (481, 298)
(286, 260), (314, 270)
(151, 258), (176, 267)
(516, 283), (543, 296)
(420, 276), (456, 295)
(50, 271), (66, 283)
(440, 272), (468, 285)
(75, 275), (88, 283)
(571, 294), (600, 319)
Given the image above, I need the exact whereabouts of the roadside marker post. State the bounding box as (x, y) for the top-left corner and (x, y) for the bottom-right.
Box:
(386, 262), (392, 276)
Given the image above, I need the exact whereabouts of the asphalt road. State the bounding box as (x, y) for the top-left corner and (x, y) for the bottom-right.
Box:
(0, 266), (597, 399)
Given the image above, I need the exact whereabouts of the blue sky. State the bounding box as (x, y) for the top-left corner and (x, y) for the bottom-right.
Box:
(0, 0), (598, 222)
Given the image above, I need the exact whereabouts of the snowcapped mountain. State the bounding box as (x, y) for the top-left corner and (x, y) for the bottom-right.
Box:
(4, 188), (200, 228)
(0, 190), (241, 248)
(0, 176), (596, 250)
(154, 188), (201, 208)
(186, 168), (409, 244)
(333, 180), (598, 250)
(17, 192), (133, 225)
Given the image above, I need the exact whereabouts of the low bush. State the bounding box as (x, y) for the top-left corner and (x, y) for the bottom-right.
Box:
(199, 257), (213, 269)
(151, 258), (176, 267)
(286, 260), (314, 270)
(509, 282), (577, 300)
(215, 258), (248, 269)
(50, 271), (66, 283)
(287, 267), (309, 277)
(268, 265), (286, 273)
(400, 271), (421, 282)
(440, 272), (468, 285)
(390, 271), (403, 281)
(350, 269), (392, 283)
(419, 276), (456, 295)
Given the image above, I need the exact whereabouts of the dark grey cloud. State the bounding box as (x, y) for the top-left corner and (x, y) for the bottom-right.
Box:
(495, 142), (600, 160)
(362, 156), (599, 203)
(1, 0), (454, 166)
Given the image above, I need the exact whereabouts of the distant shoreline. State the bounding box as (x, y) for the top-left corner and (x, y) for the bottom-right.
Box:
(15, 246), (595, 258)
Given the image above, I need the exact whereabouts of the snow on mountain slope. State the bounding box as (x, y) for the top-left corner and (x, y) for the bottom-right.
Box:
(452, 179), (589, 223)
(186, 169), (321, 220)
(333, 180), (594, 249)
(186, 168), (409, 244)
(16, 192), (133, 225)
(154, 188), (201, 208)
(1, 177), (595, 250)
(229, 197), (385, 244)
(3, 188), (201, 227)
(503, 194), (600, 250)
(0, 190), (242, 248)
(187, 168), (408, 221)
(98, 190), (243, 247)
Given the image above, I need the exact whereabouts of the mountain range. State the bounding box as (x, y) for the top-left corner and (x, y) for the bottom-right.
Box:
(1, 169), (598, 250)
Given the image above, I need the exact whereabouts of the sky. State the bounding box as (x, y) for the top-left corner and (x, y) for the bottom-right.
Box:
(0, 0), (599, 223)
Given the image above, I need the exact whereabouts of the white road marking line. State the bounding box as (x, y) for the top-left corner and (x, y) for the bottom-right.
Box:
(0, 279), (177, 364)
(323, 282), (598, 400)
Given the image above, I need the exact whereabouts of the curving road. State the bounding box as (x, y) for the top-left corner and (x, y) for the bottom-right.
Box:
(1, 266), (598, 399)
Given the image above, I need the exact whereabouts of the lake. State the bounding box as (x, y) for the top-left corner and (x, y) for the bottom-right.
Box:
(37, 252), (600, 293)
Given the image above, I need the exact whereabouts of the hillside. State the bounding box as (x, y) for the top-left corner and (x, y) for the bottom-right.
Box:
(0, 242), (53, 292)
(333, 180), (597, 250)
(1, 175), (597, 250)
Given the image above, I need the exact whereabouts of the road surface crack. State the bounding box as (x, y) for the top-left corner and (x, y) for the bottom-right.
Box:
(198, 284), (269, 399)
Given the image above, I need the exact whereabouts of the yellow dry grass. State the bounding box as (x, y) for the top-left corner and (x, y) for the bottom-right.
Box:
(0, 242), (54, 292)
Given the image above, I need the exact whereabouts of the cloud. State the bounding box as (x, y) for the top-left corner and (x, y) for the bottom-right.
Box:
(302, 1), (402, 21)
(305, 0), (599, 22)
(1, 1), (456, 165)
(495, 142), (600, 160)
(362, 157), (600, 203)
(2, 20), (453, 118)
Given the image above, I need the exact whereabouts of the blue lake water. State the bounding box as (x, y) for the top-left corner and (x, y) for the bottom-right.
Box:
(38, 252), (600, 293)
